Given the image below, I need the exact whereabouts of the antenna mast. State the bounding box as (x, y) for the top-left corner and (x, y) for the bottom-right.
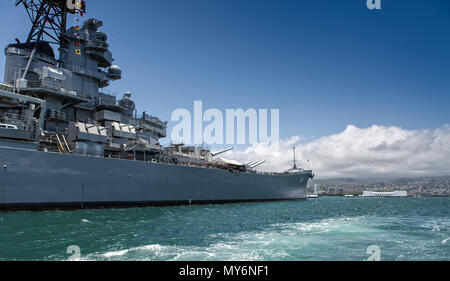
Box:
(16, 0), (86, 46)
(292, 147), (297, 170)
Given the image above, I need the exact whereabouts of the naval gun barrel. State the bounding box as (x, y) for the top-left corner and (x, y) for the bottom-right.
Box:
(211, 147), (233, 156)
(249, 161), (266, 168)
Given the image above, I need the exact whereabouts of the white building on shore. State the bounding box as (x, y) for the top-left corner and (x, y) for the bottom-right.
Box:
(362, 191), (407, 197)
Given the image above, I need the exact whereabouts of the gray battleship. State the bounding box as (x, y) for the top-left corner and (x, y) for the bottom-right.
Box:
(0, 1), (313, 209)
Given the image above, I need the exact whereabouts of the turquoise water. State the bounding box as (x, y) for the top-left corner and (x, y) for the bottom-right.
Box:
(0, 197), (448, 261)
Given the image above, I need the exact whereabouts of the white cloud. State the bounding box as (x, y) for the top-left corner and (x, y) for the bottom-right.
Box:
(223, 124), (450, 178)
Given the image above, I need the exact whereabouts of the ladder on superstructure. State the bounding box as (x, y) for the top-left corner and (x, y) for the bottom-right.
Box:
(55, 133), (71, 154)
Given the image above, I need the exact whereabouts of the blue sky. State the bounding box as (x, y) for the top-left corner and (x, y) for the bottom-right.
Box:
(1, 0), (449, 144)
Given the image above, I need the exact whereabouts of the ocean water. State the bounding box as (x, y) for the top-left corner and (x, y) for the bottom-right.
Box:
(0, 197), (448, 261)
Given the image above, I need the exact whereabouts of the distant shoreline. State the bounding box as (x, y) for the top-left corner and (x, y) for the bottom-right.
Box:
(309, 194), (448, 198)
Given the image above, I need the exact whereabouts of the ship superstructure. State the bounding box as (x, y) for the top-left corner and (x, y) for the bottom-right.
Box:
(0, 1), (313, 209)
(2, 1), (166, 159)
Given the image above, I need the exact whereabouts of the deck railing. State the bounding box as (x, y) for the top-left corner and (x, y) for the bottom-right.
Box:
(16, 80), (90, 100)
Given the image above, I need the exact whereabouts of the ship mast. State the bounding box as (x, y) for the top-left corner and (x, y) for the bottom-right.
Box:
(292, 147), (297, 170)
(16, 0), (85, 47)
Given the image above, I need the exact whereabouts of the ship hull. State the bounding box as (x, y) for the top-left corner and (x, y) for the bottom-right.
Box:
(0, 143), (310, 210)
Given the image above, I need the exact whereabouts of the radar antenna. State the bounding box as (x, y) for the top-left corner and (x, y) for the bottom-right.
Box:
(16, 0), (86, 46)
